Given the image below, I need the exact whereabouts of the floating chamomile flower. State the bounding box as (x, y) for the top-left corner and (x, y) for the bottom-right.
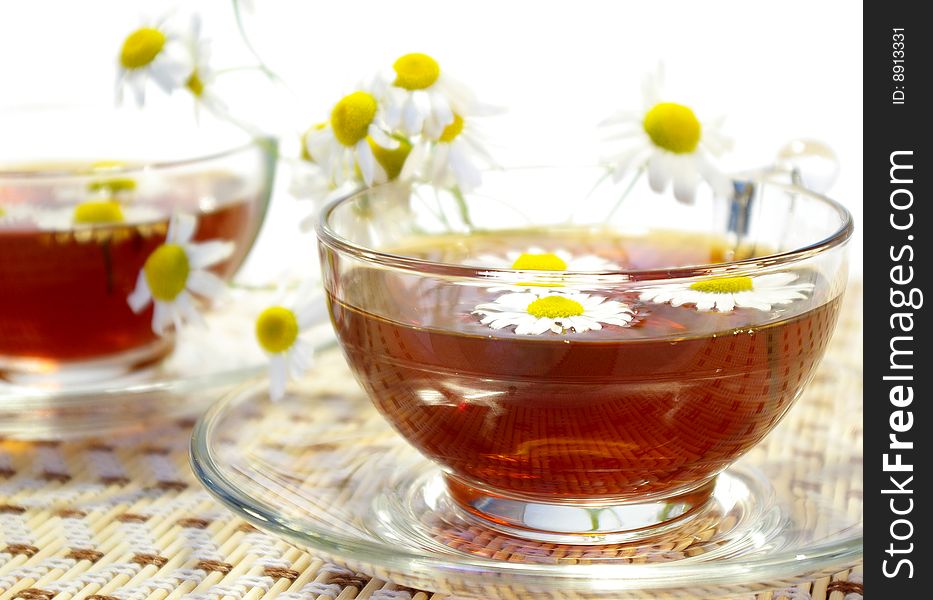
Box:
(378, 53), (472, 137)
(473, 291), (634, 335)
(35, 200), (161, 231)
(127, 213), (234, 335)
(255, 295), (327, 401)
(603, 66), (733, 204)
(116, 16), (193, 106)
(475, 248), (620, 272)
(402, 111), (493, 193)
(472, 249), (620, 291)
(637, 273), (814, 313)
(304, 91), (399, 187)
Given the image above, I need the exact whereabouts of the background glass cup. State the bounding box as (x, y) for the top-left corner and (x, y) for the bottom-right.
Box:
(317, 168), (851, 541)
(0, 106), (275, 382)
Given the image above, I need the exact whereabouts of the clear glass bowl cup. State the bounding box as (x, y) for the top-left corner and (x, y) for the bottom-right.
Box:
(0, 106), (275, 382)
(317, 168), (851, 542)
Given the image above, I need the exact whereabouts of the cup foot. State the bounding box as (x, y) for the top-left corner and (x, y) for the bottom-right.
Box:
(444, 474), (717, 545)
(0, 336), (174, 386)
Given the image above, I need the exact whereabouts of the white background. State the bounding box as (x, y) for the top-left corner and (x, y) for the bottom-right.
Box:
(0, 0), (863, 274)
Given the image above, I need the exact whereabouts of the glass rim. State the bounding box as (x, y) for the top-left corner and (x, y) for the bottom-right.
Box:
(0, 103), (274, 180)
(316, 172), (854, 282)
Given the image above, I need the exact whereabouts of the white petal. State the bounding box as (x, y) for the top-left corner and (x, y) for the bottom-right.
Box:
(672, 161), (700, 205)
(608, 143), (652, 180)
(496, 292), (539, 310)
(430, 143), (452, 182)
(647, 153), (673, 192)
(400, 141), (427, 181)
(174, 290), (206, 327)
(402, 95), (422, 134)
(695, 295), (717, 311)
(669, 291), (699, 307)
(187, 240), (234, 269)
(186, 269), (227, 301)
(448, 144), (483, 191)
(733, 294), (773, 311)
(531, 318), (556, 335)
(268, 354), (288, 401)
(151, 301), (173, 335)
(168, 213), (197, 244)
(753, 272), (799, 288)
(127, 271), (152, 313)
(295, 298), (327, 329)
(368, 125), (399, 149)
(513, 317), (541, 335)
(356, 140), (376, 186)
(288, 339), (314, 378)
(714, 294), (736, 312)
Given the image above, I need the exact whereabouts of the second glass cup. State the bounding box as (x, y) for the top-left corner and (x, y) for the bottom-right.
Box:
(317, 168), (851, 542)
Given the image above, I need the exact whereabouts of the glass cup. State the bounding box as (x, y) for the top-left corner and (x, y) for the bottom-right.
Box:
(317, 168), (851, 542)
(0, 106), (275, 382)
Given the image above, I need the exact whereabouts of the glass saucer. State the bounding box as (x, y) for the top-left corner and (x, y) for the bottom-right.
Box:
(0, 287), (334, 440)
(190, 348), (863, 599)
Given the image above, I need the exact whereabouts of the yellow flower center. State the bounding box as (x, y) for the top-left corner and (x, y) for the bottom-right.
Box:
(120, 27), (166, 69)
(689, 276), (754, 294)
(330, 91), (378, 147)
(144, 243), (190, 301)
(393, 53), (441, 90)
(88, 179), (137, 194)
(368, 136), (412, 180)
(642, 102), (702, 154)
(526, 296), (585, 319)
(255, 306), (299, 354)
(511, 252), (568, 271)
(0, 207), (6, 218)
(73, 200), (125, 224)
(438, 114), (465, 143)
(85, 160), (137, 194)
(186, 70), (205, 97)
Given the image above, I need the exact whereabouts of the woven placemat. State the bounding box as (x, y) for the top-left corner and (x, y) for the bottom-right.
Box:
(1, 287), (863, 600)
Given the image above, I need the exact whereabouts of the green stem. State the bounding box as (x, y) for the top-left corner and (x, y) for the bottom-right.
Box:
(451, 186), (474, 230)
(213, 65), (269, 76)
(604, 166), (645, 223)
(231, 0), (286, 85)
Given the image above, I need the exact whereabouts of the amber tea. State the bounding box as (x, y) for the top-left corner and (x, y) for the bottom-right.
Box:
(0, 165), (264, 372)
(328, 229), (841, 502)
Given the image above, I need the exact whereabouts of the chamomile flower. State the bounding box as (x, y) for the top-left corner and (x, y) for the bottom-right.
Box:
(473, 291), (634, 335)
(255, 294), (327, 401)
(183, 16), (227, 116)
(378, 53), (473, 137)
(470, 249), (621, 291)
(115, 16), (193, 106)
(401, 111), (493, 193)
(637, 273), (814, 313)
(304, 91), (399, 187)
(35, 200), (162, 231)
(603, 66), (733, 204)
(474, 248), (620, 271)
(127, 213), (234, 335)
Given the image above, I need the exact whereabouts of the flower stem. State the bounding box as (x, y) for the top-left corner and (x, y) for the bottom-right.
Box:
(604, 166), (645, 223)
(231, 0), (286, 85)
(451, 186), (474, 230)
